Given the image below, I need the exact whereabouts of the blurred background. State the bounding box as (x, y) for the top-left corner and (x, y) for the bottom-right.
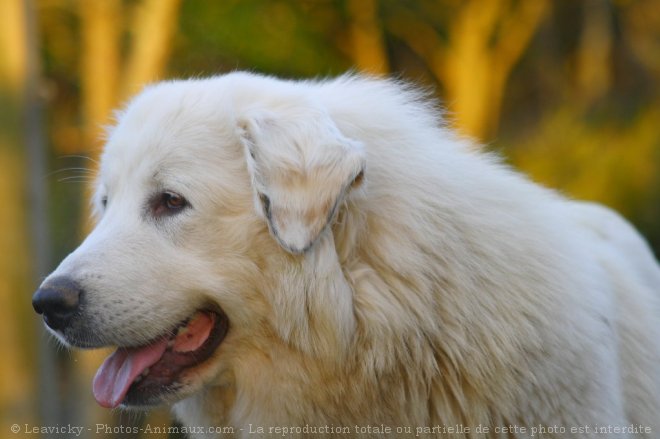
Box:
(1, 0), (659, 437)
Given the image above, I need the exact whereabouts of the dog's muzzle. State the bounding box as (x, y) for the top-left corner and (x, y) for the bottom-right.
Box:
(32, 276), (83, 331)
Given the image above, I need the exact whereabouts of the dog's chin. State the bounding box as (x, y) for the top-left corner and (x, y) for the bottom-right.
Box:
(54, 308), (230, 409)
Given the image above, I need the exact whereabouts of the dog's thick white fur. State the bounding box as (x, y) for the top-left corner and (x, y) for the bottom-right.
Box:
(46, 72), (660, 437)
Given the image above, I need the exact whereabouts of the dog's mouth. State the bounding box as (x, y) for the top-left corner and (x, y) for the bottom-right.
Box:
(92, 309), (229, 408)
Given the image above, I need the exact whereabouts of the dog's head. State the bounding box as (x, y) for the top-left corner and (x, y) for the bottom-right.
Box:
(32, 73), (366, 410)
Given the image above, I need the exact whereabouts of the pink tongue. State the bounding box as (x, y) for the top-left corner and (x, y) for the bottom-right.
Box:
(91, 312), (216, 408)
(93, 339), (168, 408)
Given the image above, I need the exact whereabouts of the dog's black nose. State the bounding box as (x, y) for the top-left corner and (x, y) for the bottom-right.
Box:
(32, 277), (83, 330)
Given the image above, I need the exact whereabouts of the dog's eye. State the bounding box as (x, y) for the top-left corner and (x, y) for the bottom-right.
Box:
(152, 191), (189, 217)
(101, 196), (108, 208)
(164, 192), (186, 210)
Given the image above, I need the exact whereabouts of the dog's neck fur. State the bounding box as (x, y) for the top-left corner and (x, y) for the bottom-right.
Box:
(267, 231), (357, 361)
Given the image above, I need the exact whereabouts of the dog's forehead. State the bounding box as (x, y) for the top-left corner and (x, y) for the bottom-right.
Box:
(101, 83), (231, 179)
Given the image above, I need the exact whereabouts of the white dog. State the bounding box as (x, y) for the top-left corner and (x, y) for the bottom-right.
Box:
(33, 72), (660, 438)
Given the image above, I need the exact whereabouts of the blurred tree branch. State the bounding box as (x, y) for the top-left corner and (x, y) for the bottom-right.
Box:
(621, 0), (660, 77)
(80, 0), (121, 151)
(386, 6), (445, 79)
(0, 0), (27, 89)
(575, 0), (612, 104)
(346, 0), (389, 75)
(122, 0), (182, 98)
(389, 0), (548, 141)
(79, 0), (182, 151)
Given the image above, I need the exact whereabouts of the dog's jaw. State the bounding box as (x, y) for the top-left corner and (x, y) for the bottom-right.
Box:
(92, 309), (229, 408)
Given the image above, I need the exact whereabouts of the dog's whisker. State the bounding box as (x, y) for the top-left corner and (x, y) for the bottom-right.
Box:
(57, 154), (100, 165)
(57, 176), (93, 183)
(47, 167), (95, 176)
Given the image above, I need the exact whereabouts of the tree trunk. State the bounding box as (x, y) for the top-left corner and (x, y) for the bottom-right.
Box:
(346, 0), (389, 75)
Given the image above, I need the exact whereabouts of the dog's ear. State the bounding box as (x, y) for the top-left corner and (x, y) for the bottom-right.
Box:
(238, 105), (365, 254)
